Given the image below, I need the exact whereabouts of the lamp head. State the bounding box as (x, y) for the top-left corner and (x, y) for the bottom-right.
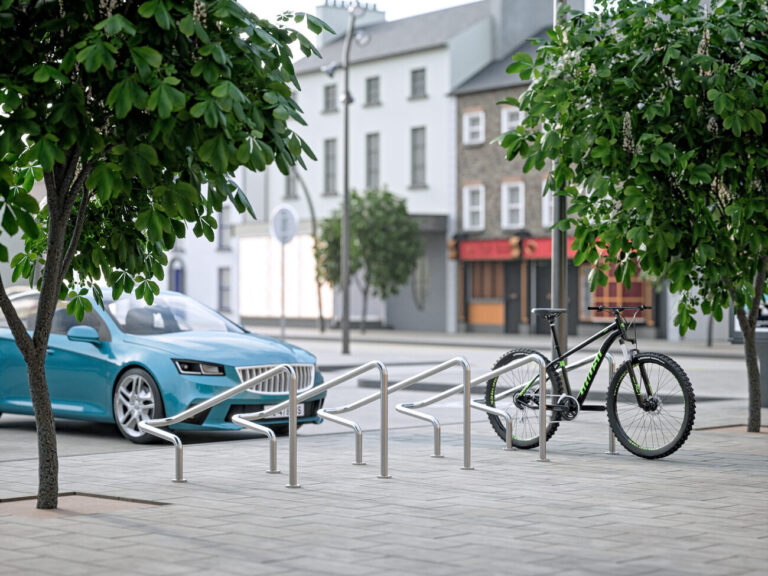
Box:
(320, 61), (341, 77)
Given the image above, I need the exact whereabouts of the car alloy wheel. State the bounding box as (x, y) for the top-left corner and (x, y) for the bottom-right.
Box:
(113, 368), (164, 443)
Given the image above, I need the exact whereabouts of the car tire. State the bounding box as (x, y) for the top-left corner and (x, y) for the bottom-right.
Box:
(113, 368), (165, 444)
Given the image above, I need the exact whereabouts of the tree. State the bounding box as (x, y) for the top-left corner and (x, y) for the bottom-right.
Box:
(0, 0), (330, 509)
(501, 0), (767, 431)
(315, 189), (422, 332)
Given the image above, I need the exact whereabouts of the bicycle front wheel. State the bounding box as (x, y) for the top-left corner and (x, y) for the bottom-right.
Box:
(485, 348), (564, 449)
(607, 352), (695, 459)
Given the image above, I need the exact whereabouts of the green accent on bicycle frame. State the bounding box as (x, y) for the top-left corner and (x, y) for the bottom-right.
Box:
(519, 376), (538, 396)
(580, 350), (603, 396)
(560, 361), (566, 368)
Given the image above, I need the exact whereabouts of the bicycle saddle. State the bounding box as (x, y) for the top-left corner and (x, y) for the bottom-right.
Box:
(531, 308), (567, 320)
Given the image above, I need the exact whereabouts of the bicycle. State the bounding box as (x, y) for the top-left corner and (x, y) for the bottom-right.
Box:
(485, 306), (696, 459)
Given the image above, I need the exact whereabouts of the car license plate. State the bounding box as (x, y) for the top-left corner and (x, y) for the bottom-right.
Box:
(266, 404), (305, 418)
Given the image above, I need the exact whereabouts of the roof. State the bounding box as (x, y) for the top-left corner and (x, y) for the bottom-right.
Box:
(452, 30), (544, 95)
(293, 1), (491, 75)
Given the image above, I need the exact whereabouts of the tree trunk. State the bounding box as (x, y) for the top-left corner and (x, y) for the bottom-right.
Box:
(27, 351), (59, 509)
(361, 284), (369, 334)
(736, 308), (761, 433)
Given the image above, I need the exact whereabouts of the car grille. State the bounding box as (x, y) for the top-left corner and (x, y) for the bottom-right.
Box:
(237, 364), (315, 395)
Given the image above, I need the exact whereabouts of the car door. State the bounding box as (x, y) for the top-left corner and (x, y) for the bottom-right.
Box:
(0, 294), (39, 414)
(44, 304), (116, 420)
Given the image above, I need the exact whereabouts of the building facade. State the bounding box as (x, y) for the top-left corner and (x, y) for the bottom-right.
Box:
(235, 0), (557, 332)
(453, 31), (659, 336)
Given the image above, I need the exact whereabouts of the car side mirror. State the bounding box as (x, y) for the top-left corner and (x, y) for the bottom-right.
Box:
(67, 325), (101, 343)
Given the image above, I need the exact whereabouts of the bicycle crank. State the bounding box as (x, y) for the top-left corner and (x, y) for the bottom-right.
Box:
(549, 395), (580, 421)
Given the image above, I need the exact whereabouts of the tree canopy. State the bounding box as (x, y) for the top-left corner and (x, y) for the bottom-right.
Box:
(501, 0), (767, 430)
(0, 0), (330, 508)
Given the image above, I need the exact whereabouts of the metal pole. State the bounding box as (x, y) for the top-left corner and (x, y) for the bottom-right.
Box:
(461, 359), (473, 470)
(286, 367), (299, 488)
(280, 242), (286, 340)
(379, 366), (391, 478)
(538, 357), (550, 462)
(551, 0), (568, 358)
(340, 10), (355, 355)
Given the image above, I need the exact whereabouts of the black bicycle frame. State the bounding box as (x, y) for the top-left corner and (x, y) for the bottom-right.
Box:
(546, 319), (623, 405)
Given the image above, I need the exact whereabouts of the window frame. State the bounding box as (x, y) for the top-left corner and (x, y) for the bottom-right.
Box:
(500, 106), (526, 133)
(323, 84), (338, 113)
(365, 76), (380, 106)
(323, 138), (337, 196)
(410, 126), (427, 188)
(218, 267), (232, 313)
(462, 110), (486, 146)
(500, 181), (526, 230)
(366, 132), (380, 189)
(462, 184), (486, 231)
(410, 68), (427, 99)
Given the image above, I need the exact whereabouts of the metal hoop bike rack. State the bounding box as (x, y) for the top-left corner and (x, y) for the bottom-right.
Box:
(398, 353), (547, 457)
(536, 352), (617, 462)
(139, 364), (296, 483)
(234, 360), (389, 488)
(322, 357), (473, 470)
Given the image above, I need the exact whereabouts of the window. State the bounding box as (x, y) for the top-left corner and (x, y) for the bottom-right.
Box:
(462, 110), (485, 146)
(500, 106), (526, 133)
(218, 205), (231, 250)
(410, 68), (426, 99)
(462, 184), (485, 231)
(285, 171), (298, 200)
(541, 180), (554, 228)
(51, 302), (110, 341)
(323, 138), (337, 195)
(501, 181), (525, 229)
(410, 127), (426, 188)
(218, 267), (231, 312)
(366, 133), (380, 189)
(365, 76), (380, 106)
(170, 258), (185, 294)
(323, 84), (337, 113)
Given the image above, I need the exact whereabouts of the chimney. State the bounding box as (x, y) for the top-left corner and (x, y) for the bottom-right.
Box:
(489, 0), (586, 59)
(315, 1), (386, 47)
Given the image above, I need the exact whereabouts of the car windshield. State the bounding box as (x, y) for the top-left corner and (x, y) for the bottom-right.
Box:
(107, 293), (246, 335)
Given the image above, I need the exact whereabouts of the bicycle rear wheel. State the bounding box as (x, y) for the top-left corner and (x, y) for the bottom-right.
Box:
(485, 348), (564, 449)
(607, 352), (695, 459)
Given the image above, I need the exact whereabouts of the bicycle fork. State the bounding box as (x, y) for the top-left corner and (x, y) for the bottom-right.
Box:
(620, 342), (654, 406)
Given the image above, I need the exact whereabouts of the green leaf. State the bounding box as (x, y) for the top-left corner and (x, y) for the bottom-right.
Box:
(147, 82), (186, 118)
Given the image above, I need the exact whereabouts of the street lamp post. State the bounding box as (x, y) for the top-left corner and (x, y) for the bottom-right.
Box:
(321, 3), (369, 354)
(552, 0), (568, 356)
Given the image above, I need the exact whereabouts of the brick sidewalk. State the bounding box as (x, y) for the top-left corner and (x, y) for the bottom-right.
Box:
(1, 417), (766, 575)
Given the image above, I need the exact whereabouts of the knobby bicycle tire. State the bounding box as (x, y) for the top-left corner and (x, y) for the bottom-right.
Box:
(485, 348), (564, 449)
(607, 352), (695, 459)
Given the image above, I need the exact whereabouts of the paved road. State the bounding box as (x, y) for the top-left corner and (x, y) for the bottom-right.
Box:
(1, 334), (766, 575)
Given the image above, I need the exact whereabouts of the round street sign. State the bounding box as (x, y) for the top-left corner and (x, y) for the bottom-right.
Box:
(270, 204), (298, 244)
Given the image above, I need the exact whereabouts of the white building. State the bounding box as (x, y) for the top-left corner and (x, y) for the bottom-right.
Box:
(233, 0), (555, 332)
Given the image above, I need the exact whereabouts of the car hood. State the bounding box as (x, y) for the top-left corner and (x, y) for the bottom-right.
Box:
(121, 331), (317, 367)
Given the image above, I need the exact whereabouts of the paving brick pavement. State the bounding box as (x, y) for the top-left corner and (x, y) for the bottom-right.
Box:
(1, 413), (766, 576)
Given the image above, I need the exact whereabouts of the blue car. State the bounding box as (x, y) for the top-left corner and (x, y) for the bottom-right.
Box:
(0, 291), (325, 443)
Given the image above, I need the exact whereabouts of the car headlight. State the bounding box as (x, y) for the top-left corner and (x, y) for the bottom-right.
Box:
(173, 359), (226, 376)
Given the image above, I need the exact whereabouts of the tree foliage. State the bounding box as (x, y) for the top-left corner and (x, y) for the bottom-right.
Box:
(500, 0), (767, 431)
(0, 0), (330, 508)
(315, 189), (423, 331)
